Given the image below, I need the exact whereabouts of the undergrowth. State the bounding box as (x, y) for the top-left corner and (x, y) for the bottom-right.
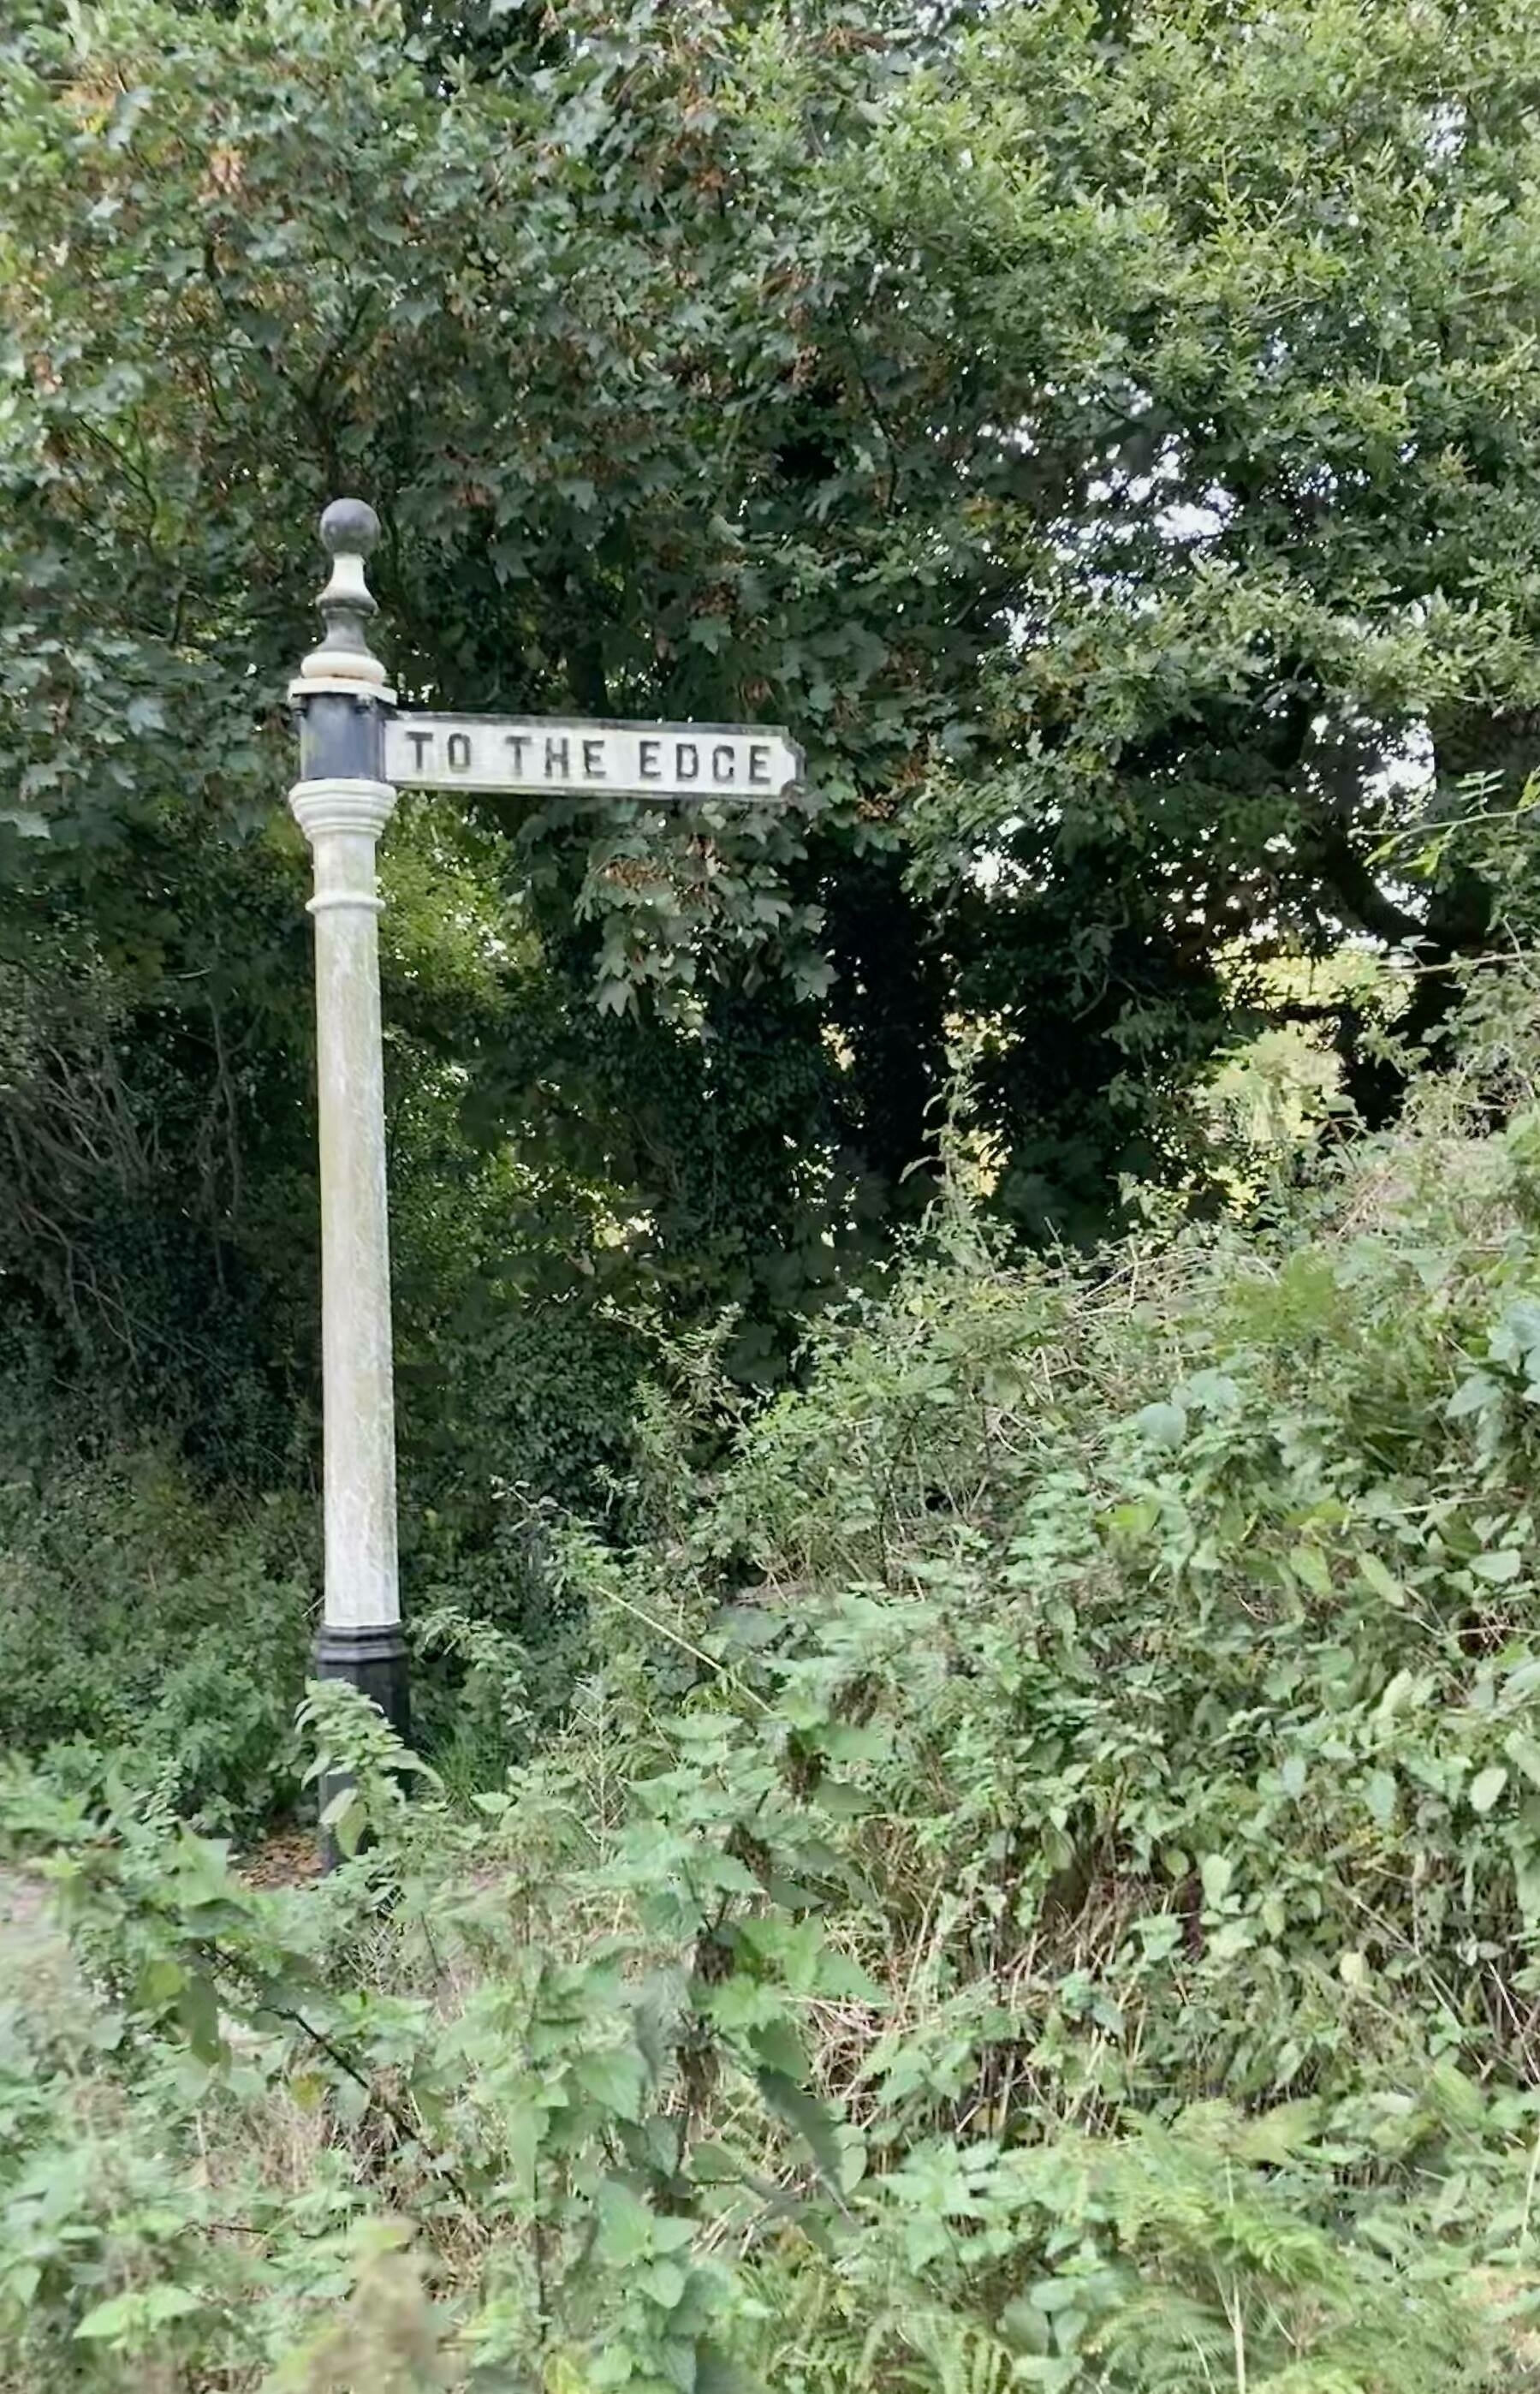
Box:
(0, 1438), (312, 1830)
(8, 970), (1540, 2385)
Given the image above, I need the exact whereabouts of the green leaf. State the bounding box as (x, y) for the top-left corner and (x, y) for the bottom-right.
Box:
(390, 1751), (445, 1784)
(754, 2067), (847, 2196)
(176, 1971), (223, 2065)
(999, 2297), (1051, 2355)
(320, 1784), (365, 1857)
(1199, 1853), (1234, 1909)
(1448, 1373), (1501, 1421)
(1030, 2278), (1086, 2314)
(687, 2140), (742, 2185)
(1288, 1543), (1333, 1598)
(595, 2179), (657, 2268)
(76, 2284), (203, 2343)
(574, 2046), (648, 2123)
(641, 2260), (687, 2310)
(1505, 1731), (1540, 1788)
(1356, 1552), (1406, 1605)
(746, 2018), (807, 2081)
(1470, 1765), (1509, 1815)
(134, 1955), (185, 2010)
(1133, 1401), (1186, 1447)
(1231, 2099), (1321, 2163)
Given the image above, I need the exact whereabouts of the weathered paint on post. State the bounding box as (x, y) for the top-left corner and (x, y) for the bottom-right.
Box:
(288, 502), (409, 1762)
(291, 775), (399, 1629)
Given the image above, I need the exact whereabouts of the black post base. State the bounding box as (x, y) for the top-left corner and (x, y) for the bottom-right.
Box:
(313, 1619), (411, 1736)
(312, 1621), (411, 1865)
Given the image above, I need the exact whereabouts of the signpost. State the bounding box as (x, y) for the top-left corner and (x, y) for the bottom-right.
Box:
(288, 499), (803, 1790)
(383, 712), (800, 800)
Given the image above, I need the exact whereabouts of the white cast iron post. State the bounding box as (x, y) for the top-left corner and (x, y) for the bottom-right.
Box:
(288, 500), (408, 1753)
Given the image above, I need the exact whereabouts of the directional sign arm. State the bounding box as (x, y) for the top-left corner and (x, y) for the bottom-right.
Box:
(384, 712), (802, 799)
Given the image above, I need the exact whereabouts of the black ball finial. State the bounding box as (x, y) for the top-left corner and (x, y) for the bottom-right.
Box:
(319, 497), (380, 557)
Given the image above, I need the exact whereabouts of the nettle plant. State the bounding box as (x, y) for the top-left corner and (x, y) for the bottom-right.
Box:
(0, 1672), (876, 2393)
(15, 997), (1540, 2388)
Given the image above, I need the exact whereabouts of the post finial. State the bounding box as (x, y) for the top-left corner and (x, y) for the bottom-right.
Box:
(320, 496), (380, 559)
(297, 496), (389, 692)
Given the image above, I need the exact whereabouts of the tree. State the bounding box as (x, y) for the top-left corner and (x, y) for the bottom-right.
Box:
(874, 0), (1540, 1131)
(5, 0), (1540, 1484)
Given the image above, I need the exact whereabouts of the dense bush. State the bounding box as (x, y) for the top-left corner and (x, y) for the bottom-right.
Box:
(0, 1420), (312, 1830)
(15, 0), (1540, 2371)
(12, 0), (1540, 1492)
(7, 974), (1540, 2387)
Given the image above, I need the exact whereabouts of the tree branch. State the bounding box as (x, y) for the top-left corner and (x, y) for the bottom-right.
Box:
(1307, 824), (1429, 950)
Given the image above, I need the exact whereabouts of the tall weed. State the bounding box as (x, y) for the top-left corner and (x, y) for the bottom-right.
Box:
(9, 976), (1540, 2384)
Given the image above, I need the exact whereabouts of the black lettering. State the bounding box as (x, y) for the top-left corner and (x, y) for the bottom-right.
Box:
(639, 739), (662, 780)
(544, 735), (570, 777)
(748, 742), (770, 786)
(447, 732), (473, 771)
(582, 737), (607, 778)
(711, 743), (736, 784)
(675, 740), (699, 782)
(407, 729), (433, 771)
(505, 733), (532, 778)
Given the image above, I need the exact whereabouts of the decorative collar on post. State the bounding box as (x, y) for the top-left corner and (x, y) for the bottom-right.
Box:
(290, 497), (396, 706)
(291, 498), (396, 795)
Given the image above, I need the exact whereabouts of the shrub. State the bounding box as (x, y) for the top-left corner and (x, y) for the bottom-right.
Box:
(0, 1423), (312, 1831)
(8, 981), (1540, 2385)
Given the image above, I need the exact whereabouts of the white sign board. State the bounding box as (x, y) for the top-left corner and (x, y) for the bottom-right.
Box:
(385, 712), (802, 799)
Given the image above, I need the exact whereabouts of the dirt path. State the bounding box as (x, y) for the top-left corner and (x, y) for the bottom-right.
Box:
(0, 1835), (322, 2017)
(0, 1865), (79, 2031)
(0, 1868), (55, 1967)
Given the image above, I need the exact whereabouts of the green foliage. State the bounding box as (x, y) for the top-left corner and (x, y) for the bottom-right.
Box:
(15, 0), (1540, 1498)
(10, 982), (1540, 2384)
(0, 1415), (311, 1830)
(0, 1681), (863, 2391)
(19, 0), (1540, 2375)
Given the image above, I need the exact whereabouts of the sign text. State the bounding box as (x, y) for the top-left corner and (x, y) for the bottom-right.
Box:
(385, 712), (801, 799)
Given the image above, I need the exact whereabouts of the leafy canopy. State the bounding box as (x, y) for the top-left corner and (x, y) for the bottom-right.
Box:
(8, 0), (1540, 1457)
